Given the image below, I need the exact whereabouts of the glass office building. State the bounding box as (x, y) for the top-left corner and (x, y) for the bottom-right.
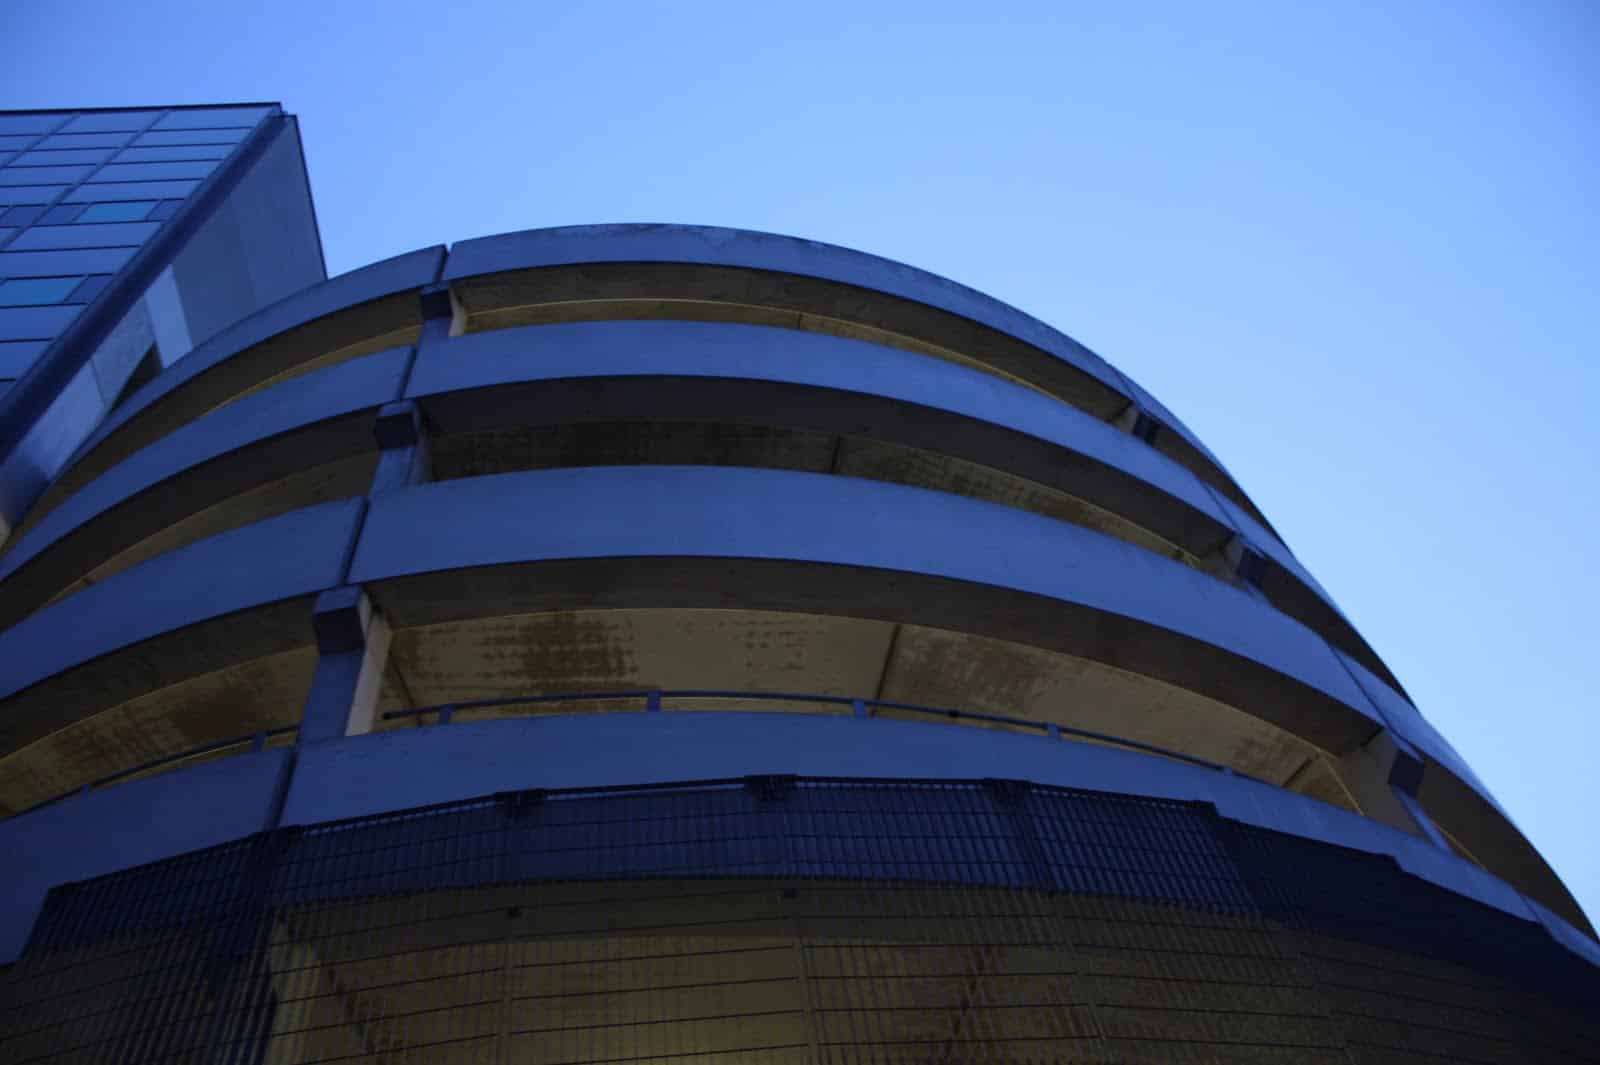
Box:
(0, 104), (1595, 1063)
(0, 103), (324, 542)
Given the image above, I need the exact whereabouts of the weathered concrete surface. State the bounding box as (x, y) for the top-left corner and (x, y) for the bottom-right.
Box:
(350, 469), (1380, 754)
(431, 423), (1212, 573)
(0, 646), (313, 814)
(0, 500), (360, 765)
(379, 606), (1330, 793)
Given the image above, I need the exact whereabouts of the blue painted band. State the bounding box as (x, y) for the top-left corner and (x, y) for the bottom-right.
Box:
(443, 223), (1135, 407)
(0, 347), (409, 584)
(349, 465), (1376, 740)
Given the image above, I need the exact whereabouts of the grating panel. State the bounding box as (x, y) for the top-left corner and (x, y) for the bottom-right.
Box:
(2, 777), (1596, 1063)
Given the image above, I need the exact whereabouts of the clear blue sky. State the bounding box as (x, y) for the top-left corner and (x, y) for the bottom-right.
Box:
(5, 1), (1596, 922)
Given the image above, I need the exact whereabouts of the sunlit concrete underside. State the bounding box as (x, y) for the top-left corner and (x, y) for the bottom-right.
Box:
(0, 603), (1353, 816)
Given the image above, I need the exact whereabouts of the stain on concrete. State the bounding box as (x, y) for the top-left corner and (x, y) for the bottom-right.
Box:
(0, 647), (316, 812)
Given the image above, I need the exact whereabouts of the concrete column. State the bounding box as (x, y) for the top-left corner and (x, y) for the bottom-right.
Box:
(1112, 402), (1161, 443)
(1337, 729), (1450, 849)
(1222, 535), (1269, 590)
(365, 281), (450, 494)
(370, 399), (430, 493)
(298, 585), (393, 745)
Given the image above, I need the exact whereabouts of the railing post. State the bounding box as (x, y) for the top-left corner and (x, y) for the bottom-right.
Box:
(852, 699), (870, 719)
(437, 705), (455, 725)
(1045, 722), (1060, 740)
(645, 690), (662, 713)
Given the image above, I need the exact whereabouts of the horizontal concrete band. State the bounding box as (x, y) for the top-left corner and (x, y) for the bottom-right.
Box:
(407, 320), (1388, 685)
(443, 224), (1134, 403)
(28, 226), (1259, 539)
(414, 319), (1227, 529)
(0, 499), (363, 756)
(0, 319), (1386, 688)
(443, 224), (1248, 519)
(0, 347), (411, 628)
(346, 467), (1395, 753)
(3, 712), (1593, 973)
(445, 224), (1243, 475)
(0, 466), (1465, 797)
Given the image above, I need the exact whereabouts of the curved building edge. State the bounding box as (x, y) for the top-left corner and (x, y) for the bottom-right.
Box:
(0, 223), (1589, 963)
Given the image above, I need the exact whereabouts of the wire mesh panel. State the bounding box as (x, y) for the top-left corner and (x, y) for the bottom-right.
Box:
(2, 776), (1597, 1064)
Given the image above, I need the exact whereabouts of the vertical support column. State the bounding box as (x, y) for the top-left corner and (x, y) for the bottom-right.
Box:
(292, 286), (448, 747)
(1337, 729), (1451, 851)
(298, 585), (393, 745)
(370, 400), (430, 493)
(365, 279), (448, 495)
(1112, 402), (1163, 443)
(1220, 534), (1272, 600)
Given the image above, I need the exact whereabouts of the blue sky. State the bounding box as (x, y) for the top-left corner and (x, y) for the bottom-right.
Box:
(5, 1), (1596, 921)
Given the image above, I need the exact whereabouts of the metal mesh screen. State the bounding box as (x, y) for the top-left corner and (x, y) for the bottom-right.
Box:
(3, 776), (1596, 1063)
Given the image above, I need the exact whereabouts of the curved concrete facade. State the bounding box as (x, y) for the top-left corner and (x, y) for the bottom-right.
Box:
(0, 224), (1593, 1060)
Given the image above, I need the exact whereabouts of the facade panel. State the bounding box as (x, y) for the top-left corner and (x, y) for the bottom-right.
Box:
(0, 104), (325, 539)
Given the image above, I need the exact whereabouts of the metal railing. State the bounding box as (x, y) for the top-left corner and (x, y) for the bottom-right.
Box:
(23, 725), (298, 816)
(381, 688), (1234, 772)
(23, 687), (1245, 818)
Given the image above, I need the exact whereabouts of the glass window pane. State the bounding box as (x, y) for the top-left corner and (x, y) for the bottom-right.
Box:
(39, 204), (85, 224)
(8, 221), (160, 251)
(92, 160), (215, 182)
(38, 132), (131, 150)
(153, 106), (272, 130)
(67, 274), (113, 304)
(0, 114), (64, 136)
(0, 277), (83, 306)
(63, 180), (197, 202)
(13, 148), (113, 166)
(114, 144), (231, 163)
(0, 247), (137, 276)
(59, 110), (161, 133)
(0, 339), (49, 376)
(0, 185), (68, 206)
(0, 204), (46, 225)
(132, 128), (249, 147)
(75, 201), (155, 223)
(0, 304), (78, 340)
(0, 165), (93, 186)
